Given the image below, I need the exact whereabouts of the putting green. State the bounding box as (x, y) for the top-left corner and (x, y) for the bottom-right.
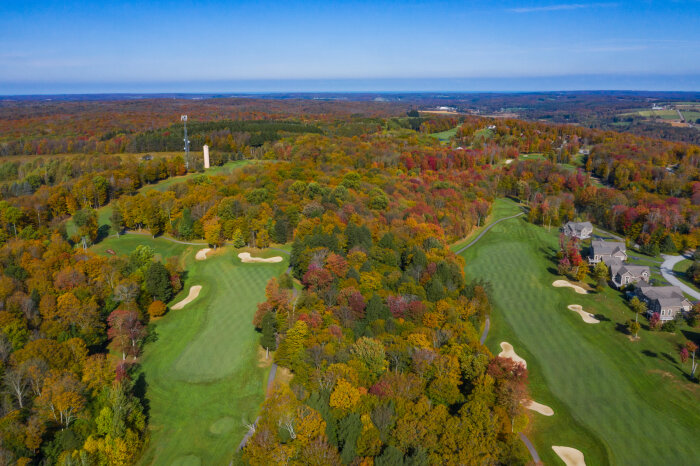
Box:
(460, 213), (700, 465)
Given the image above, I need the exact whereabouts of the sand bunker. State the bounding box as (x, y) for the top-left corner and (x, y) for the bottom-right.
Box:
(195, 248), (211, 260)
(524, 400), (554, 416)
(552, 280), (588, 294)
(238, 252), (283, 263)
(552, 446), (586, 466)
(567, 304), (600, 324)
(498, 342), (527, 368)
(171, 285), (202, 310)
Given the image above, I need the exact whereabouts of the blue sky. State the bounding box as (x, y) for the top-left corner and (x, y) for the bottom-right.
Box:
(1, 0), (699, 93)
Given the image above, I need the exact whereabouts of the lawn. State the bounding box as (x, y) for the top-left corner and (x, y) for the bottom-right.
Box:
(459, 213), (700, 465)
(449, 197), (522, 253)
(133, 244), (288, 465)
(91, 233), (192, 263)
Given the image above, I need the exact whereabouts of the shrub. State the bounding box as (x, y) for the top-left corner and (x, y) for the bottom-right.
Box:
(148, 300), (167, 318)
(661, 318), (677, 333)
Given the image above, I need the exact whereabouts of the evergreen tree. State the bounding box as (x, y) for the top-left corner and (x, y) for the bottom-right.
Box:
(178, 208), (194, 240)
(260, 312), (277, 359)
(337, 413), (362, 464)
(661, 235), (677, 254)
(144, 262), (173, 302)
(110, 208), (124, 236)
(273, 215), (289, 244)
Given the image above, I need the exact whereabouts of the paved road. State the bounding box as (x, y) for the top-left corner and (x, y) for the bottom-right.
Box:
(455, 212), (525, 255)
(660, 254), (700, 300)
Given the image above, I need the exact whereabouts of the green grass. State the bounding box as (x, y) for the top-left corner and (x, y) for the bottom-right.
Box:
(631, 110), (679, 120)
(450, 198), (522, 253)
(459, 213), (700, 465)
(133, 244), (288, 465)
(680, 111), (700, 122)
(91, 233), (192, 262)
(429, 127), (458, 143)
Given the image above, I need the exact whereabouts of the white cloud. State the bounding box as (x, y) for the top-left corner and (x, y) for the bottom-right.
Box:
(509, 3), (618, 13)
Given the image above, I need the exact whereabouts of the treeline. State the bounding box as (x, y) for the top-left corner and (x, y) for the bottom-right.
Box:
(0, 237), (183, 463)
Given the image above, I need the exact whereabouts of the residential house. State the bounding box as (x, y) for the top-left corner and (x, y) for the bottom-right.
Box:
(608, 259), (650, 288)
(636, 284), (693, 321)
(561, 221), (593, 240)
(588, 240), (627, 265)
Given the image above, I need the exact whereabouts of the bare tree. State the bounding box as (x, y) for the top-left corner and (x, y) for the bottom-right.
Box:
(4, 366), (29, 409)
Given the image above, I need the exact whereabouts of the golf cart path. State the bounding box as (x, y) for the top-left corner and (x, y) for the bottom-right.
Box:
(455, 212), (525, 255)
(660, 254), (700, 300)
(520, 432), (542, 463)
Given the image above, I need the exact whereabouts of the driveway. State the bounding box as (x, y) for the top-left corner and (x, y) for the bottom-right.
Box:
(660, 254), (700, 300)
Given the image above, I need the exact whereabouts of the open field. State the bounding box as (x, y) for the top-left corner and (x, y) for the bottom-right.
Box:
(429, 127), (458, 143)
(622, 110), (679, 120)
(681, 111), (700, 122)
(125, 243), (287, 465)
(459, 213), (700, 465)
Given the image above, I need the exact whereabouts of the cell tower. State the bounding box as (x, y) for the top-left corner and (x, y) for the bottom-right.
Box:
(181, 115), (190, 170)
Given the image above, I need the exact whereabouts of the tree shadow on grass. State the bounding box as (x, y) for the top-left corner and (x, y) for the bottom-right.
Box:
(134, 372), (151, 420)
(681, 329), (700, 346)
(594, 313), (610, 322)
(96, 224), (111, 242)
(661, 352), (677, 365)
(615, 322), (630, 335)
(642, 349), (658, 358)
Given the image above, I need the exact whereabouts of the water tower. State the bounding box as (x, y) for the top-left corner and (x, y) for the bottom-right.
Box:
(203, 145), (210, 169)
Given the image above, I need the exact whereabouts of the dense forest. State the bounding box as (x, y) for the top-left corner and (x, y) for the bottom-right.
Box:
(0, 97), (698, 464)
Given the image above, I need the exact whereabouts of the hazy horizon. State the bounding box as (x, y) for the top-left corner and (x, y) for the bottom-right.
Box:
(2, 74), (700, 96)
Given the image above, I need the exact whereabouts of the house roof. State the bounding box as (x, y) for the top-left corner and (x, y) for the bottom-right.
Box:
(564, 221), (592, 234)
(638, 285), (690, 309)
(608, 259), (648, 277)
(592, 240), (626, 257)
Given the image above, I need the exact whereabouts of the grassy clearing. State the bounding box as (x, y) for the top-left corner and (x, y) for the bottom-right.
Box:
(449, 198), (522, 253)
(629, 110), (679, 120)
(91, 233), (193, 263)
(129, 244), (287, 465)
(681, 111), (700, 122)
(459, 213), (700, 465)
(429, 127), (458, 143)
